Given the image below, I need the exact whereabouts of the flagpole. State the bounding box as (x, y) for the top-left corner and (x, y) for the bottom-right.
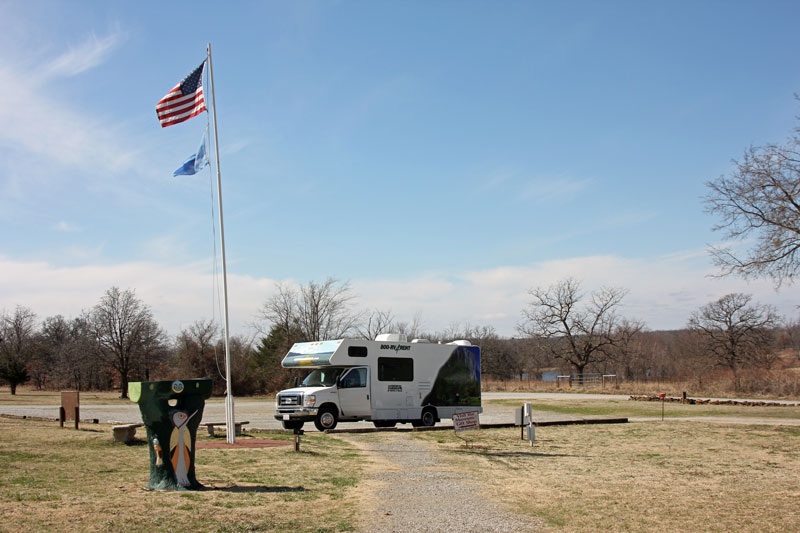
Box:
(207, 43), (235, 444)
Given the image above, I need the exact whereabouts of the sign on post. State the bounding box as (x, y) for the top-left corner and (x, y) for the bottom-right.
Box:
(523, 402), (535, 446)
(60, 391), (80, 429)
(453, 410), (480, 432)
(452, 410), (480, 447)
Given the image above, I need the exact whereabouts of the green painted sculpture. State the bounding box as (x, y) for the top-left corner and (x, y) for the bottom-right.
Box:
(129, 379), (212, 491)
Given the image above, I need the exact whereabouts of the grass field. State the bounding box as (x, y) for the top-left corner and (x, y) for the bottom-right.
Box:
(0, 418), (360, 532)
(486, 397), (800, 421)
(414, 422), (800, 532)
(2, 390), (799, 532)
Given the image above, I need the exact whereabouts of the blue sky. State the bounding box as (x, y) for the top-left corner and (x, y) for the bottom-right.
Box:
(1, 1), (799, 337)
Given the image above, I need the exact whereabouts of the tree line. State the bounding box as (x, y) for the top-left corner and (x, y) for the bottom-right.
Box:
(2, 278), (797, 397)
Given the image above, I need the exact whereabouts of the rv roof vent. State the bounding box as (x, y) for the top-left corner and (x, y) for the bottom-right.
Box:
(411, 338), (430, 343)
(447, 339), (472, 346)
(375, 333), (408, 343)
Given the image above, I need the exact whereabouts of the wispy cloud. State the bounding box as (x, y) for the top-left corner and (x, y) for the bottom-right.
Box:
(37, 31), (123, 80)
(53, 221), (79, 232)
(0, 29), (138, 174)
(520, 176), (592, 203)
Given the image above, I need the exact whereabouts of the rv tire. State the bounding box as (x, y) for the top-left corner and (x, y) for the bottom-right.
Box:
(314, 406), (338, 431)
(421, 407), (437, 427)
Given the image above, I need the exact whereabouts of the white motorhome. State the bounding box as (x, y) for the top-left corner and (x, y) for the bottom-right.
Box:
(274, 334), (481, 431)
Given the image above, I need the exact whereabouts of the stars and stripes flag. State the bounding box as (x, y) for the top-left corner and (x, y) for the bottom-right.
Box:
(156, 62), (207, 127)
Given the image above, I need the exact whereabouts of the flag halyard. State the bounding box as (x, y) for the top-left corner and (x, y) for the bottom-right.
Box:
(156, 62), (207, 127)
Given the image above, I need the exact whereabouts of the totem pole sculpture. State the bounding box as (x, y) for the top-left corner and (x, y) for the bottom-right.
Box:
(129, 379), (212, 490)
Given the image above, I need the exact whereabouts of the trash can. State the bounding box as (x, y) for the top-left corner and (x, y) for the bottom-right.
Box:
(129, 379), (212, 490)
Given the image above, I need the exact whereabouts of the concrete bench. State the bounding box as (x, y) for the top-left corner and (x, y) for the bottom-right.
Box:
(112, 423), (144, 443)
(201, 421), (249, 437)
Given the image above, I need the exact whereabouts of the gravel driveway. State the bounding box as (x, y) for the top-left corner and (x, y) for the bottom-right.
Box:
(339, 432), (540, 532)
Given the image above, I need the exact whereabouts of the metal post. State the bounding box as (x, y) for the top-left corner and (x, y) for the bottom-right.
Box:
(206, 43), (235, 444)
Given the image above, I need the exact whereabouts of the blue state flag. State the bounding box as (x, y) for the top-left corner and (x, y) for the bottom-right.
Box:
(173, 129), (209, 176)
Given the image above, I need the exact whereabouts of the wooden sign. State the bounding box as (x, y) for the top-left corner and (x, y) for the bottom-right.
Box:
(60, 391), (80, 429)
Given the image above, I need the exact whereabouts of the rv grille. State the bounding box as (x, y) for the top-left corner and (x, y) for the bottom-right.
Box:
(277, 393), (302, 407)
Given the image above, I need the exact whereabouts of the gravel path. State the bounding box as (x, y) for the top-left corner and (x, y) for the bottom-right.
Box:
(339, 432), (540, 532)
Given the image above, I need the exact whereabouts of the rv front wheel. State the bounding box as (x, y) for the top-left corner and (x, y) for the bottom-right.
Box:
(314, 407), (338, 431)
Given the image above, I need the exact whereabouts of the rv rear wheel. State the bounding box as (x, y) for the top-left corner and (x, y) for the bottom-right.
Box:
(314, 407), (338, 431)
(420, 407), (437, 427)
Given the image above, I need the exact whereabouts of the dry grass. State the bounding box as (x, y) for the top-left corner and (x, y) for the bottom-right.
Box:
(483, 368), (800, 400)
(485, 397), (800, 421)
(0, 418), (361, 532)
(0, 387), (277, 407)
(414, 422), (800, 532)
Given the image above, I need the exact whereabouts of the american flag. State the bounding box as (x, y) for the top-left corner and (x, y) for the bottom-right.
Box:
(156, 62), (207, 127)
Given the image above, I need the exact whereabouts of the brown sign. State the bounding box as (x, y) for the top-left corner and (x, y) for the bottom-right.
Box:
(61, 391), (80, 421)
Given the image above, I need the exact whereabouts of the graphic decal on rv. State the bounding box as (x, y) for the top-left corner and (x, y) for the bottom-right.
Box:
(379, 344), (411, 353)
(421, 346), (481, 407)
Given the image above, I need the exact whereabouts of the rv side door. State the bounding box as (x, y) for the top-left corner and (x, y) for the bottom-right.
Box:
(337, 367), (371, 418)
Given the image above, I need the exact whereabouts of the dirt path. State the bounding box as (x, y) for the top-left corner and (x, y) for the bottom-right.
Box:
(339, 432), (540, 532)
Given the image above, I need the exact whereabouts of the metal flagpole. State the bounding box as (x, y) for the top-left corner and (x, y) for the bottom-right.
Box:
(206, 43), (235, 444)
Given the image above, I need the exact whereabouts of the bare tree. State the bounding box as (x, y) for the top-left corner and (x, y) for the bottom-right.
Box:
(297, 278), (361, 340)
(92, 287), (161, 398)
(40, 314), (102, 391)
(705, 110), (800, 286)
(611, 318), (647, 380)
(687, 293), (781, 391)
(0, 306), (37, 395)
(395, 312), (426, 340)
(260, 278), (361, 342)
(518, 278), (629, 378)
(175, 319), (220, 380)
(259, 282), (298, 343)
(357, 309), (396, 340)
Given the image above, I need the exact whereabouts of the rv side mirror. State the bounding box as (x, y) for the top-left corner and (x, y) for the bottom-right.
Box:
(293, 376), (299, 388)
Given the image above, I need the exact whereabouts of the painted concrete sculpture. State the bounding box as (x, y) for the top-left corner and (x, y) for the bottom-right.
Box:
(129, 379), (212, 490)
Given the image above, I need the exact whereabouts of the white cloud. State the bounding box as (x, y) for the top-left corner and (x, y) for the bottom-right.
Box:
(2, 250), (798, 340)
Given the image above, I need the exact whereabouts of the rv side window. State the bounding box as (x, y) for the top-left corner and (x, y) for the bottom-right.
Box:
(348, 346), (368, 357)
(340, 368), (367, 388)
(377, 357), (413, 381)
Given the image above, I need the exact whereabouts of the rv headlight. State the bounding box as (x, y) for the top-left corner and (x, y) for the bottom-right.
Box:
(304, 394), (316, 407)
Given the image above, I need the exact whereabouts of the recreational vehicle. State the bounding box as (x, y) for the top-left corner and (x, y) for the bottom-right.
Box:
(274, 334), (481, 431)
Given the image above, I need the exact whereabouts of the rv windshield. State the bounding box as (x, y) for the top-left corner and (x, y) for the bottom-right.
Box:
(301, 368), (344, 387)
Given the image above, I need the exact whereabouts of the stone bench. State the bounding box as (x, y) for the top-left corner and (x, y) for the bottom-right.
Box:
(112, 423), (144, 443)
(200, 421), (249, 437)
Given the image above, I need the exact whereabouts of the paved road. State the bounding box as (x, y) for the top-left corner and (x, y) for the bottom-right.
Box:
(2, 392), (797, 429)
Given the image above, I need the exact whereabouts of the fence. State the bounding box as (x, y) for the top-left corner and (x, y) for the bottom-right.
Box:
(556, 373), (618, 388)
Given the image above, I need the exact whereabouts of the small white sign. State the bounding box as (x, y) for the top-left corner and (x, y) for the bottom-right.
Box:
(452, 410), (480, 432)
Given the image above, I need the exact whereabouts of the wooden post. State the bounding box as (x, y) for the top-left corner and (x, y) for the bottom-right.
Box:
(74, 405), (79, 430)
(59, 407), (65, 428)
